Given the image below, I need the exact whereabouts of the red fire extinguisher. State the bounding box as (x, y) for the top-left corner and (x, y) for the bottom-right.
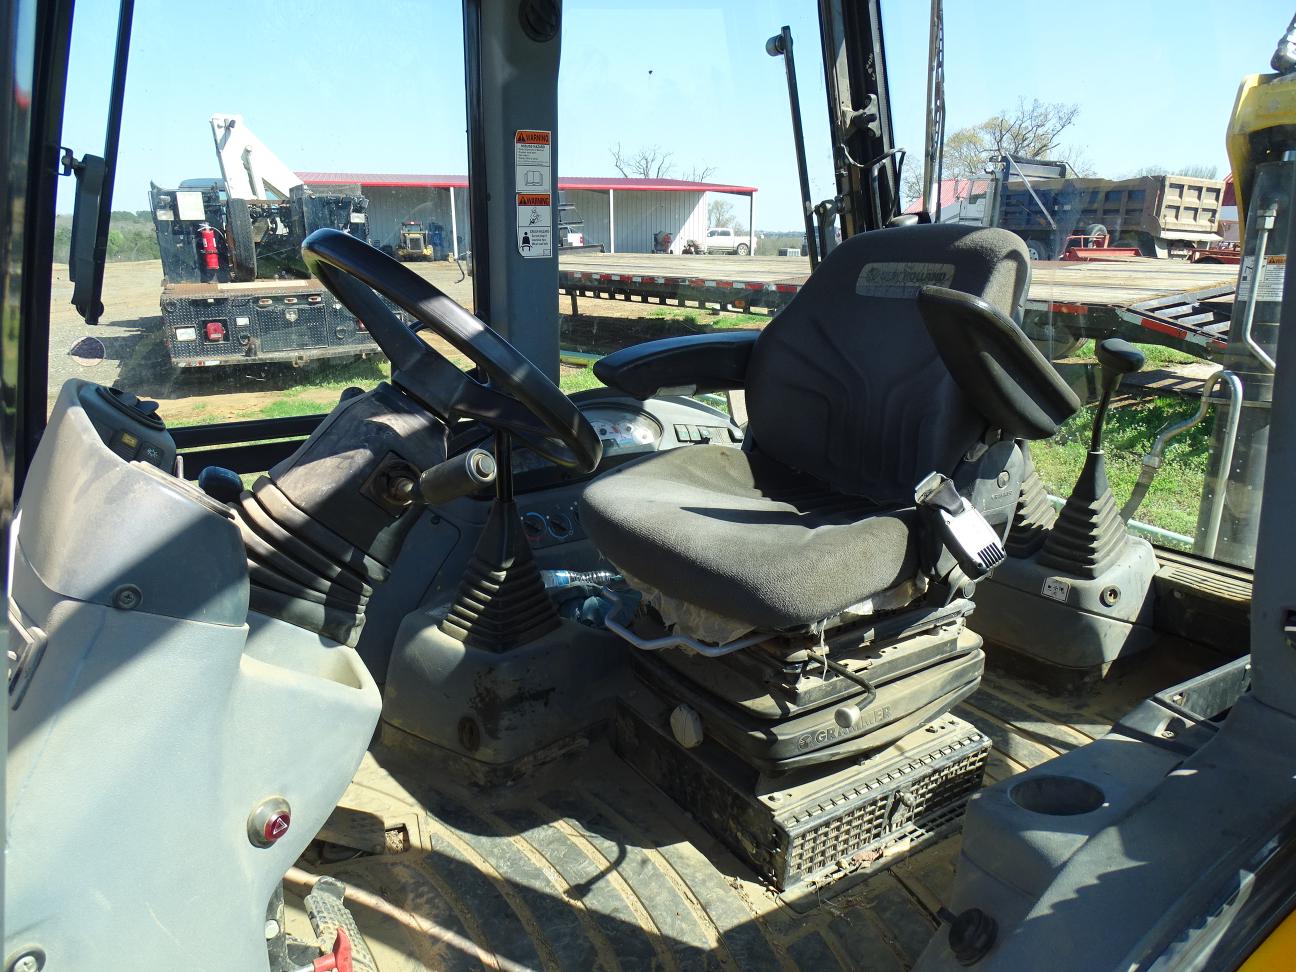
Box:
(198, 224), (219, 272)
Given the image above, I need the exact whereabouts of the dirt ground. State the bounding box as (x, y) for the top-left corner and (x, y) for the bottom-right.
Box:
(48, 259), (645, 426)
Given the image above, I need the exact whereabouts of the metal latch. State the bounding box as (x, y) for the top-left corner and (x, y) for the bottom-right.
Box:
(915, 471), (1006, 578)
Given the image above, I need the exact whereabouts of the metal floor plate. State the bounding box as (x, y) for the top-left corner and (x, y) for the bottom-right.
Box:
(285, 643), (1225, 971)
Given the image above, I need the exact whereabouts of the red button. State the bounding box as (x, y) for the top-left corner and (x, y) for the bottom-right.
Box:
(262, 810), (291, 843)
(205, 321), (226, 342)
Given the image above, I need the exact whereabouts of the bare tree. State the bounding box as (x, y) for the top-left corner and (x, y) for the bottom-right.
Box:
(903, 99), (1083, 206)
(708, 199), (736, 228)
(610, 143), (675, 179)
(609, 144), (717, 182)
(1131, 163), (1219, 179)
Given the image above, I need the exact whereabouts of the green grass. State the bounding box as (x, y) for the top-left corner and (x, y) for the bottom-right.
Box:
(647, 308), (767, 330)
(1031, 395), (1213, 540)
(1073, 339), (1202, 366)
(559, 365), (605, 395)
(254, 396), (338, 419)
(289, 356), (391, 389)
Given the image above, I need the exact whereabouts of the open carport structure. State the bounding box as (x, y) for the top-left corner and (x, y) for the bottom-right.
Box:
(297, 172), (756, 257)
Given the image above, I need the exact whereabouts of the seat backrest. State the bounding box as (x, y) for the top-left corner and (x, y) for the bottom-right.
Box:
(744, 224), (1031, 505)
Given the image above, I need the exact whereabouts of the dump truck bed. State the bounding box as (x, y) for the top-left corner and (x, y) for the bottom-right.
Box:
(286, 640), (1227, 971)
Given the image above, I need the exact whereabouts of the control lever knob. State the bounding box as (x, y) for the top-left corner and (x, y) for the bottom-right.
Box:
(419, 448), (497, 505)
(198, 465), (245, 504)
(1096, 338), (1144, 389)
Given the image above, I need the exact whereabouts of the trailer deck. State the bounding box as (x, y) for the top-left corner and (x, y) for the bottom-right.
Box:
(557, 252), (1240, 353)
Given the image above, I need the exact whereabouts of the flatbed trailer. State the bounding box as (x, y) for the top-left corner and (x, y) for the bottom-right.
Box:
(558, 252), (1240, 356)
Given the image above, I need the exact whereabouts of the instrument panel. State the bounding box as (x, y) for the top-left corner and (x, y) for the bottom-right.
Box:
(585, 406), (661, 453)
(511, 403), (663, 474)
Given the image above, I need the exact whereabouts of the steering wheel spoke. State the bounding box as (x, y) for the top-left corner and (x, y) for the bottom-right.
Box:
(302, 229), (601, 473)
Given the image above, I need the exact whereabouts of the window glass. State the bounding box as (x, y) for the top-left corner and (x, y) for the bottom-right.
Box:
(555, 1), (834, 402)
(52, 0), (469, 430)
(50, 0), (1287, 574)
(886, 0), (1286, 570)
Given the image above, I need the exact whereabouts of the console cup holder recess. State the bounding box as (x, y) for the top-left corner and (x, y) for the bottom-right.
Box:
(1009, 775), (1106, 816)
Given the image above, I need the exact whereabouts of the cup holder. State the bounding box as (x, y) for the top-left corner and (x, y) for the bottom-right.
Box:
(1009, 775), (1105, 816)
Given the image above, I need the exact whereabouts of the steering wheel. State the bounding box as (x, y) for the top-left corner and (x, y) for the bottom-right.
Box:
(302, 228), (602, 472)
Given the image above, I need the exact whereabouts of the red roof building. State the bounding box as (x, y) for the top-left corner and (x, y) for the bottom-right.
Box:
(296, 173), (756, 256)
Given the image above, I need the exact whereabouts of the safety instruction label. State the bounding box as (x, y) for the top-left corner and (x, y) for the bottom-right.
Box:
(515, 129), (552, 192)
(515, 130), (553, 258)
(856, 262), (955, 299)
(517, 192), (552, 258)
(1241, 254), (1286, 302)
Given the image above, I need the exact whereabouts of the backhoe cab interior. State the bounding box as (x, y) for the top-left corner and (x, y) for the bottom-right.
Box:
(7, 2), (1296, 971)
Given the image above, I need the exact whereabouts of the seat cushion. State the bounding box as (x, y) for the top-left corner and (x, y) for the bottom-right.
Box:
(579, 445), (919, 633)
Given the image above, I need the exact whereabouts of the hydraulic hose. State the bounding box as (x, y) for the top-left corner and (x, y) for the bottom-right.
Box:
(1120, 370), (1243, 523)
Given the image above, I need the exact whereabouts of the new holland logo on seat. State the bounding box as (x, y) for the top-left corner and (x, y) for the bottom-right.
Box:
(855, 262), (955, 299)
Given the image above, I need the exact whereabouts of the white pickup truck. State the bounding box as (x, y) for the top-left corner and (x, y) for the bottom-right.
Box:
(700, 226), (754, 255)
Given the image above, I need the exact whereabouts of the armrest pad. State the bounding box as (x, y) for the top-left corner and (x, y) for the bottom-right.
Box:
(917, 286), (1080, 439)
(592, 330), (760, 400)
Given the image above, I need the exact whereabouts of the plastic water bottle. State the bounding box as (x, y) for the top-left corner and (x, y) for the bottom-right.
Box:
(540, 569), (621, 589)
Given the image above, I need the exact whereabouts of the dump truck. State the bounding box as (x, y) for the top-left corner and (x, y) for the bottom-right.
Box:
(955, 155), (1226, 259)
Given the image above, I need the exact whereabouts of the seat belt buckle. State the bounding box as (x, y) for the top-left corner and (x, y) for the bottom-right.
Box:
(915, 472), (1006, 579)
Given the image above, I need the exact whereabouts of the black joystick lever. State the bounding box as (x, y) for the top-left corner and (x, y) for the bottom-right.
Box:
(1038, 338), (1145, 578)
(1090, 339), (1145, 451)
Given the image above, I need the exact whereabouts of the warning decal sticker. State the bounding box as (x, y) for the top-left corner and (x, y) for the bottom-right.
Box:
(515, 130), (553, 258)
(1241, 254), (1286, 303)
(517, 192), (552, 258)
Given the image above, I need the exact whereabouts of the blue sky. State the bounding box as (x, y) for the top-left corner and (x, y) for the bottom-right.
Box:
(61, 0), (1291, 229)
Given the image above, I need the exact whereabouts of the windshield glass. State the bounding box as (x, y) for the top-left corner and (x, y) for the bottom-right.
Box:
(553, 1), (834, 406)
(46, 0), (1284, 572)
(51, 0), (470, 435)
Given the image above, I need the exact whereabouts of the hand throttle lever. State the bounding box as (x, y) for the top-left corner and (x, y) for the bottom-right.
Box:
(419, 448), (497, 505)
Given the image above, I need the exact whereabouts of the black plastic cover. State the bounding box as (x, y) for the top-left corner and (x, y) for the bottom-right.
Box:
(592, 330), (760, 401)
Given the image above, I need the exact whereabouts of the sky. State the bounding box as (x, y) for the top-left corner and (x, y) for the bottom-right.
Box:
(60, 0), (1292, 230)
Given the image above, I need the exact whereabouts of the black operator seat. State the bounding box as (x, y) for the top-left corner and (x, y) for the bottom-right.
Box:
(580, 224), (1080, 638)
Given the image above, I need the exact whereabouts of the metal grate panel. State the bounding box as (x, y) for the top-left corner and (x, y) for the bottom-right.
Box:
(783, 741), (988, 880)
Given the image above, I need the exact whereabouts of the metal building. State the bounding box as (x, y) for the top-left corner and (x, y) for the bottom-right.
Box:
(297, 172), (756, 257)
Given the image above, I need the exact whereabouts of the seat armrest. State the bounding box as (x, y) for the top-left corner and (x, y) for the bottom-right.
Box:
(592, 330), (760, 401)
(917, 285), (1080, 439)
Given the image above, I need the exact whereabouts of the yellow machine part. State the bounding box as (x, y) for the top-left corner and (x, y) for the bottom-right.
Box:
(1240, 906), (1296, 971)
(1227, 71), (1296, 222)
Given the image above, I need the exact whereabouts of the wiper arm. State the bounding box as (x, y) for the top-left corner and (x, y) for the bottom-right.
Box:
(61, 0), (135, 326)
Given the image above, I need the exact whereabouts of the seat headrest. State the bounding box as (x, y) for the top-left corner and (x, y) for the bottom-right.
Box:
(743, 223), (1038, 503)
